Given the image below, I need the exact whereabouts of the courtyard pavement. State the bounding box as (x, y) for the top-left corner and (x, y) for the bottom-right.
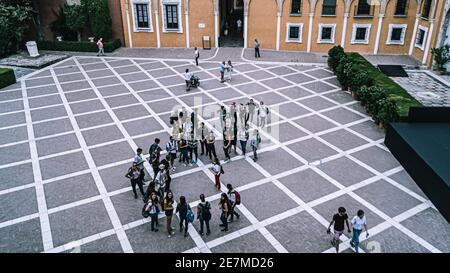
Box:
(0, 51), (449, 253)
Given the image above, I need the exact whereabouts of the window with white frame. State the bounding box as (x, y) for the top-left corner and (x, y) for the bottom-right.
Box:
(286, 23), (303, 42)
(351, 24), (371, 44)
(386, 24), (407, 45)
(161, 0), (183, 32)
(132, 0), (153, 32)
(318, 24), (336, 43)
(415, 26), (427, 50)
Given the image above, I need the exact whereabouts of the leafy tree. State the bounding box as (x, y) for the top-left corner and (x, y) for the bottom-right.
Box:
(82, 0), (112, 40)
(0, 0), (33, 57)
(63, 3), (87, 41)
(50, 6), (78, 41)
(431, 45), (450, 73)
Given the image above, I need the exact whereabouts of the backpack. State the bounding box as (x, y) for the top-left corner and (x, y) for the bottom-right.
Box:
(142, 203), (150, 218)
(199, 202), (212, 220)
(187, 205), (195, 223)
(234, 191), (241, 205)
(220, 165), (224, 174)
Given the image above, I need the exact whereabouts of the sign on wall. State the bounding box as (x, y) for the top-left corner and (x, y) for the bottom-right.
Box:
(198, 23), (206, 29)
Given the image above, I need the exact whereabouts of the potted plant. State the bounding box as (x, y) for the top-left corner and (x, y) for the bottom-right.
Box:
(375, 98), (399, 129)
(366, 85), (386, 117)
(431, 45), (450, 74)
(349, 70), (373, 97)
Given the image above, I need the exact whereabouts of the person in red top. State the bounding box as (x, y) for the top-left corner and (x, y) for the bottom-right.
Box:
(96, 38), (105, 56)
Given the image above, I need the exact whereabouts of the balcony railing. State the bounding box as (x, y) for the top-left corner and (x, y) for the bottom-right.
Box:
(354, 5), (374, 18)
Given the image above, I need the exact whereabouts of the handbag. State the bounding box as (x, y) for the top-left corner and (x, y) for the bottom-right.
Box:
(187, 205), (195, 223)
(142, 203), (150, 218)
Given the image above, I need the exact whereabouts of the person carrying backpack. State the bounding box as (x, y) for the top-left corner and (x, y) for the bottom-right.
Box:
(197, 194), (212, 236)
(212, 157), (223, 191)
(226, 184), (241, 222)
(125, 162), (145, 199)
(144, 192), (160, 232)
(149, 138), (162, 178)
(219, 193), (231, 232)
(176, 196), (191, 237)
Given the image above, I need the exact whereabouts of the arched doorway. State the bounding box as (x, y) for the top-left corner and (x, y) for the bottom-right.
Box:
(219, 0), (244, 47)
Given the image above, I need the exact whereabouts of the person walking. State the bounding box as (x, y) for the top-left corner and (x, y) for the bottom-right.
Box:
(133, 148), (146, 182)
(184, 69), (192, 92)
(226, 184), (241, 222)
(176, 196), (190, 237)
(350, 210), (369, 253)
(149, 138), (162, 178)
(327, 207), (351, 253)
(212, 157), (223, 191)
(194, 47), (200, 66)
(154, 164), (167, 204)
(219, 193), (231, 232)
(197, 194), (212, 236)
(254, 38), (261, 58)
(238, 125), (249, 156)
(247, 99), (257, 124)
(257, 101), (269, 128)
(199, 122), (208, 156)
(165, 136), (178, 172)
(226, 60), (234, 82)
(206, 131), (217, 161)
(164, 191), (176, 238)
(179, 138), (190, 166)
(96, 38), (105, 56)
(188, 132), (198, 164)
(251, 130), (261, 162)
(220, 61), (226, 83)
(125, 163), (145, 199)
(144, 192), (160, 232)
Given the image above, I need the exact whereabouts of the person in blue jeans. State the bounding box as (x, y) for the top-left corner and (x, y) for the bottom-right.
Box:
(350, 209), (369, 253)
(145, 192), (160, 232)
(176, 196), (190, 237)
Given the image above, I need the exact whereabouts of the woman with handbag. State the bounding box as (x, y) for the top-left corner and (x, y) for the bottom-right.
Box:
(145, 192), (160, 232)
(197, 194), (212, 236)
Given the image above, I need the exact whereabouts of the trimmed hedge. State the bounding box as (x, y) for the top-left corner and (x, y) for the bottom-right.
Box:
(37, 39), (121, 53)
(0, 68), (16, 90)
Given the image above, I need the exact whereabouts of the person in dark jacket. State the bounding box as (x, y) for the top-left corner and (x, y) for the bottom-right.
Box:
(145, 192), (160, 232)
(219, 193), (230, 232)
(197, 194), (212, 236)
(125, 163), (145, 199)
(176, 196), (190, 237)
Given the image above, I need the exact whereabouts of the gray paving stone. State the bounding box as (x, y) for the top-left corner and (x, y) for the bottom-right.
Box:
(0, 126), (28, 145)
(209, 88), (242, 101)
(125, 218), (196, 252)
(89, 141), (135, 167)
(325, 77), (341, 88)
(283, 73), (315, 84)
(115, 66), (142, 75)
(36, 133), (80, 157)
(81, 62), (108, 71)
(60, 80), (91, 92)
(49, 200), (113, 247)
(31, 105), (68, 122)
(297, 96), (337, 111)
(28, 94), (62, 109)
(234, 63), (258, 72)
(129, 80), (159, 91)
(260, 78), (292, 89)
(53, 66), (80, 75)
(235, 82), (268, 94)
(0, 90), (21, 101)
(288, 138), (338, 162)
(105, 94), (139, 108)
(140, 62), (167, 71)
(39, 151), (89, 180)
(354, 179), (422, 218)
(0, 112), (25, 127)
(0, 143), (30, 165)
(211, 230), (277, 253)
(179, 93), (214, 107)
(219, 158), (265, 187)
(293, 115), (335, 133)
(268, 66), (297, 75)
(99, 162), (135, 192)
(92, 76), (121, 87)
(245, 70), (274, 81)
(400, 208), (450, 252)
(0, 163), (34, 191)
(170, 171), (217, 204)
(313, 193), (385, 227)
(148, 98), (180, 114)
(277, 102), (310, 118)
(75, 111), (113, 129)
(25, 77), (54, 87)
(198, 78), (224, 90)
(74, 234), (123, 253)
(266, 210), (332, 253)
(65, 89), (97, 103)
(255, 148), (303, 175)
(349, 120), (384, 141)
(389, 170), (426, 199)
(305, 68), (334, 79)
(251, 92), (287, 105)
(122, 117), (163, 136)
(133, 131), (171, 153)
(44, 173), (99, 209)
(69, 99), (105, 114)
(110, 191), (145, 225)
(82, 125), (124, 146)
(57, 73), (85, 83)
(137, 89), (170, 101)
(0, 218), (43, 253)
(148, 67), (176, 78)
(242, 182), (298, 221)
(97, 84), (131, 97)
(168, 83), (200, 96)
(26, 85), (59, 97)
(268, 122), (307, 142)
(0, 187), (37, 222)
(359, 227), (429, 253)
(322, 107), (365, 125)
(323, 91), (354, 104)
(33, 118), (73, 138)
(86, 69), (114, 78)
(279, 169), (340, 202)
(0, 100), (24, 114)
(108, 59), (134, 67)
(319, 129), (369, 151)
(317, 156), (375, 187)
(351, 146), (400, 173)
(302, 81), (337, 93)
(157, 75), (184, 86)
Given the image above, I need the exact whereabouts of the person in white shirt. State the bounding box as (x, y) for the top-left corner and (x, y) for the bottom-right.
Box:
(133, 148), (146, 182)
(236, 19), (242, 33)
(194, 47), (200, 66)
(165, 136), (178, 171)
(225, 60), (234, 81)
(238, 125), (249, 156)
(350, 210), (369, 253)
(212, 157), (222, 191)
(184, 69), (192, 91)
(257, 101), (269, 128)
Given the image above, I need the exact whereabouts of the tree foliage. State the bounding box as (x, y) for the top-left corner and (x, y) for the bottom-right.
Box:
(63, 3), (87, 41)
(82, 0), (112, 40)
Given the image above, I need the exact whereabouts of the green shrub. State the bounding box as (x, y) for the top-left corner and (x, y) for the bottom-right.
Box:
(349, 70), (373, 91)
(355, 85), (370, 105)
(336, 56), (350, 90)
(327, 45), (345, 72)
(37, 39), (121, 53)
(0, 68), (16, 89)
(375, 98), (399, 126)
(431, 45), (450, 73)
(366, 85), (387, 116)
(82, 0), (113, 40)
